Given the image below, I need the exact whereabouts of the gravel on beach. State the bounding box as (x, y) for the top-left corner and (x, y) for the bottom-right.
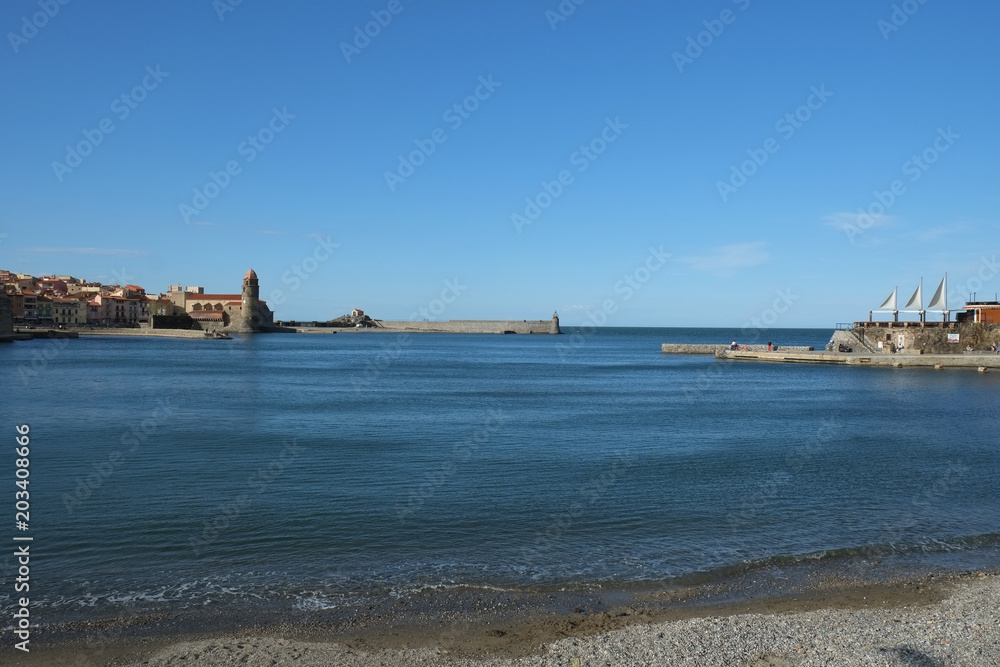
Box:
(126, 573), (999, 667)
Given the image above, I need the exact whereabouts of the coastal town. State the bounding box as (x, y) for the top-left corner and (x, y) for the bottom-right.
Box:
(2, 268), (174, 327)
(0, 266), (283, 328)
(0, 267), (283, 341)
(0, 267), (562, 338)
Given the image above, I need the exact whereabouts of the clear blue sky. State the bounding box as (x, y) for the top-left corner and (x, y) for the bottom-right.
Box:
(2, 0), (998, 326)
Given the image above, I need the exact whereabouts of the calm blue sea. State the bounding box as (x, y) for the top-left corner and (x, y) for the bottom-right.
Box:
(3, 327), (999, 622)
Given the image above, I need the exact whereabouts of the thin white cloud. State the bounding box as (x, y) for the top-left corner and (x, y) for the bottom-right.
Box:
(680, 242), (769, 276)
(19, 247), (147, 256)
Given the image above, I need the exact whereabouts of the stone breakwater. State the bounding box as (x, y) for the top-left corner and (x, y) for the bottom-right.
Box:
(375, 319), (560, 334)
(661, 343), (814, 354)
(844, 322), (1000, 355)
(718, 348), (1000, 369)
(661, 341), (1000, 370)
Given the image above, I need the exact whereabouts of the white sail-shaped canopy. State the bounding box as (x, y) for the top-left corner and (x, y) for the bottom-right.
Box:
(904, 281), (922, 310)
(926, 274), (948, 310)
(878, 287), (897, 310)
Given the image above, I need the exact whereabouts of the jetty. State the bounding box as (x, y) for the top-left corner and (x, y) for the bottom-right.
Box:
(661, 344), (814, 355)
(663, 323), (1000, 371)
(720, 348), (999, 370)
(370, 314), (561, 335)
(662, 343), (1000, 370)
(661, 275), (1000, 371)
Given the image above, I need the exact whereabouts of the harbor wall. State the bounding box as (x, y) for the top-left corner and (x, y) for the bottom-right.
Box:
(848, 322), (1000, 354)
(827, 330), (877, 353)
(718, 348), (1000, 369)
(375, 319), (560, 334)
(151, 315), (196, 330)
(662, 343), (814, 354)
(77, 329), (222, 339)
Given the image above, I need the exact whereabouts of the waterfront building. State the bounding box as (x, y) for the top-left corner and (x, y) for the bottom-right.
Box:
(88, 293), (148, 325)
(2, 287), (25, 322)
(956, 301), (1000, 324)
(145, 295), (176, 317)
(50, 297), (86, 325)
(166, 269), (275, 332)
(845, 275), (1000, 353)
(21, 290), (37, 322)
(36, 295), (54, 325)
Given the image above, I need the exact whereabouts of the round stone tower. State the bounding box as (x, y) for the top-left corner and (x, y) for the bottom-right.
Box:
(550, 311), (561, 335)
(236, 268), (261, 331)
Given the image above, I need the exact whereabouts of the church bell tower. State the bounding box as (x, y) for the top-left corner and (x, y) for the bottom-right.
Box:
(239, 268), (260, 330)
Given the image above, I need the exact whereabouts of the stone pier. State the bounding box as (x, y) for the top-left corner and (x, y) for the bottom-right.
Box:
(661, 343), (814, 355)
(716, 348), (1000, 369)
(374, 316), (560, 335)
(661, 340), (1000, 369)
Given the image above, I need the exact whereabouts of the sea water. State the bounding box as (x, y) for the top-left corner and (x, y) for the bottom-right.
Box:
(2, 327), (998, 623)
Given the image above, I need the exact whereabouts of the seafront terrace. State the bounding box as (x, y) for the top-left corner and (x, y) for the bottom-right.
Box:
(847, 321), (959, 329)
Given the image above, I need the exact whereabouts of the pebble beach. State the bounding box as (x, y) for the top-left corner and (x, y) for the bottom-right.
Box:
(18, 572), (997, 666)
(136, 573), (1000, 666)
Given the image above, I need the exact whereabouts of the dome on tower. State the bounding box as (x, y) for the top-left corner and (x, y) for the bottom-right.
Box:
(244, 268), (258, 281)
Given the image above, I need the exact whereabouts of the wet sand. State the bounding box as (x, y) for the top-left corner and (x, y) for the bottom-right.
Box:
(12, 570), (998, 666)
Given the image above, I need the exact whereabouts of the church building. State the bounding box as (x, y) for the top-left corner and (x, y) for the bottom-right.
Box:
(167, 269), (275, 332)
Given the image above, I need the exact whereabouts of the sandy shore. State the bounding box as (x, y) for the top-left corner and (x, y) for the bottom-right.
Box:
(75, 328), (225, 339)
(15, 572), (998, 666)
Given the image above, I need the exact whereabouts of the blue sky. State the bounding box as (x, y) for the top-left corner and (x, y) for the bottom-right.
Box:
(2, 0), (998, 326)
